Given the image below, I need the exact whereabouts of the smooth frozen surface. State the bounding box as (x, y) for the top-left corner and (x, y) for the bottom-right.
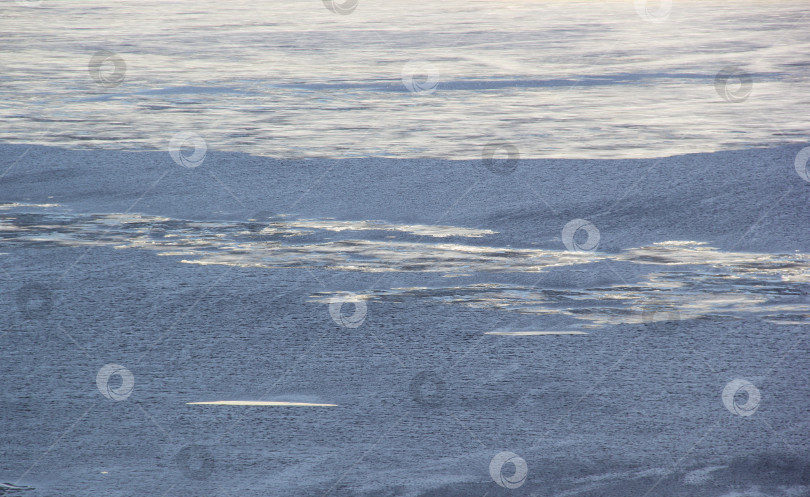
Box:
(1, 142), (809, 496)
(2, 0), (810, 158)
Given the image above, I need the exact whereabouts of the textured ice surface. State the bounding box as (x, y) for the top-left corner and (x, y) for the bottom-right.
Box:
(0, 143), (808, 496)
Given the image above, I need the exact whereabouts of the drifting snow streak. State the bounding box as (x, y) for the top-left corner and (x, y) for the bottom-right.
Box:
(485, 331), (588, 336)
(187, 401), (337, 407)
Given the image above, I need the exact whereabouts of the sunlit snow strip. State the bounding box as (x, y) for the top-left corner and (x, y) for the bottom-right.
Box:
(289, 218), (497, 238)
(763, 319), (809, 326)
(0, 202), (61, 210)
(485, 331), (588, 336)
(187, 400), (337, 406)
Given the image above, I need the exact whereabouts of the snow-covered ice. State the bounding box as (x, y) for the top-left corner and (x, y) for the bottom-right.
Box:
(0, 142), (808, 496)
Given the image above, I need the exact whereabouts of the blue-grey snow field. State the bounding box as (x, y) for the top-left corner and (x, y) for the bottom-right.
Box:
(0, 142), (809, 497)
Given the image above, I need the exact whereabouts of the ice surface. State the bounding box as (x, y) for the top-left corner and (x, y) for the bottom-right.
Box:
(2, 0), (810, 159)
(0, 142), (808, 496)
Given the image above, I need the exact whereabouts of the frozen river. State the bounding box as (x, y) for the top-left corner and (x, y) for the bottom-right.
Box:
(2, 0), (810, 495)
